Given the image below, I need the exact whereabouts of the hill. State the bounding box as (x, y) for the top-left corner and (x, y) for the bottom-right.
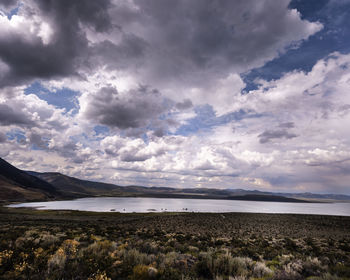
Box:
(27, 171), (149, 198)
(2, 157), (349, 203)
(227, 194), (309, 203)
(24, 171), (315, 203)
(0, 158), (60, 201)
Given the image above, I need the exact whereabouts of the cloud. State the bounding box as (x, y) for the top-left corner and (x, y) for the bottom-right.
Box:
(0, 0), (323, 116)
(27, 130), (48, 148)
(90, 33), (148, 71)
(1, 1), (350, 194)
(0, 104), (34, 126)
(105, 0), (322, 87)
(279, 122), (295, 128)
(0, 0), (18, 11)
(176, 99), (193, 110)
(258, 122), (297, 144)
(0, 91), (70, 130)
(65, 0), (323, 116)
(81, 85), (170, 133)
(101, 135), (176, 164)
(258, 129), (297, 143)
(20, 52), (348, 192)
(0, 131), (7, 143)
(0, 0), (112, 87)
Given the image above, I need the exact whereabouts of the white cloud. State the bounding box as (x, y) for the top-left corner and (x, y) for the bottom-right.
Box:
(3, 1), (350, 194)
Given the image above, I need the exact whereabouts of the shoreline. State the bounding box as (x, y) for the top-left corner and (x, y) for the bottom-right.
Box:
(3, 204), (350, 218)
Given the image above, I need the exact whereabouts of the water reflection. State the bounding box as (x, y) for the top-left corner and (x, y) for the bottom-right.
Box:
(8, 197), (350, 216)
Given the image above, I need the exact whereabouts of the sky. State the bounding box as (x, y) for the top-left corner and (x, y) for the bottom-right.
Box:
(0, 0), (350, 194)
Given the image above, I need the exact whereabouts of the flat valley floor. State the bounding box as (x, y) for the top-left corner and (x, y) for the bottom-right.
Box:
(0, 206), (349, 279)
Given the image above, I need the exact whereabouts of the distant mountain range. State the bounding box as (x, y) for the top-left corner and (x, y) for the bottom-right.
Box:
(1, 157), (350, 203)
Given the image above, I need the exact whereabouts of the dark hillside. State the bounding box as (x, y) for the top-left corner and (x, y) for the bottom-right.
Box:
(0, 158), (59, 201)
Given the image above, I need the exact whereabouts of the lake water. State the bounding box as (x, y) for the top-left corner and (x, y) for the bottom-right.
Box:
(8, 197), (350, 216)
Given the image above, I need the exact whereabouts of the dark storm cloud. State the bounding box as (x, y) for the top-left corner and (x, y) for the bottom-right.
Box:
(105, 0), (321, 86)
(35, 0), (112, 33)
(0, 0), (321, 91)
(90, 33), (148, 70)
(0, 104), (34, 126)
(0, 0), (112, 87)
(84, 86), (168, 130)
(0, 0), (18, 11)
(258, 129), (297, 144)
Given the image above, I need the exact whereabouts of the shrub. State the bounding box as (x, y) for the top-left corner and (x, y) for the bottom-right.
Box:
(0, 250), (13, 266)
(195, 258), (213, 279)
(253, 261), (273, 278)
(47, 247), (66, 276)
(213, 253), (235, 276)
(88, 270), (111, 280)
(62, 239), (79, 258)
(158, 267), (182, 280)
(307, 273), (342, 280)
(273, 260), (303, 280)
(121, 248), (153, 266)
(36, 232), (60, 247)
(230, 257), (253, 277)
(330, 263), (350, 278)
(302, 257), (325, 277)
(131, 265), (158, 280)
(85, 240), (116, 257)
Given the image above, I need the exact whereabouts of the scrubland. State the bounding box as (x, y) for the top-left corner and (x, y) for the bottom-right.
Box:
(0, 207), (349, 279)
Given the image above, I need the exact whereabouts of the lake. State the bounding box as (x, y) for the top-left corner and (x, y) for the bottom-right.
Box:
(8, 197), (350, 216)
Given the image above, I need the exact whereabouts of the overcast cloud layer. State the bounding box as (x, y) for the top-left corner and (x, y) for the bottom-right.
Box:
(1, 0), (349, 194)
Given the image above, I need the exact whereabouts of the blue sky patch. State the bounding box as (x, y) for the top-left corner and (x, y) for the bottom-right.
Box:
(175, 105), (263, 136)
(6, 129), (26, 144)
(25, 81), (80, 114)
(242, 0), (350, 92)
(4, 3), (21, 19)
(93, 125), (110, 136)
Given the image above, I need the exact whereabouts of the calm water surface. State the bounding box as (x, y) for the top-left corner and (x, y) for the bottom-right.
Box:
(8, 197), (350, 216)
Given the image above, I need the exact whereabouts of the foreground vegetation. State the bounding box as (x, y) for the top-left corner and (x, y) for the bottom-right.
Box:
(0, 206), (349, 279)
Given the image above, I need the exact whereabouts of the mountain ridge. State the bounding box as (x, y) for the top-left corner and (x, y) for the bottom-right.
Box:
(1, 157), (350, 202)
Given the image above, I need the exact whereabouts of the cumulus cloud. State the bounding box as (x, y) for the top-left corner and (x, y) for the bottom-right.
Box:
(102, 0), (322, 86)
(72, 0), (323, 115)
(1, 0), (350, 194)
(99, 53), (350, 192)
(0, 0), (112, 87)
(81, 85), (171, 135)
(0, 104), (34, 126)
(0, 92), (69, 130)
